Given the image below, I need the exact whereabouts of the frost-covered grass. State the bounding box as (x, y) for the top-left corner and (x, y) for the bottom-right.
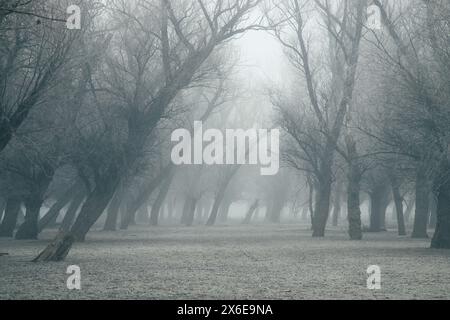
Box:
(1, 224), (449, 300)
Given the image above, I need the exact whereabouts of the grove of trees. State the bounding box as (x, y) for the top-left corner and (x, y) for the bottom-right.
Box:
(0, 0), (449, 262)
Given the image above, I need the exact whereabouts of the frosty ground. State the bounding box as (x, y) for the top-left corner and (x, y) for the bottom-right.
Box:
(1, 224), (449, 300)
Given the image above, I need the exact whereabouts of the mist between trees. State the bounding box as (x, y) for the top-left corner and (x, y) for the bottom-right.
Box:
(0, 0), (449, 263)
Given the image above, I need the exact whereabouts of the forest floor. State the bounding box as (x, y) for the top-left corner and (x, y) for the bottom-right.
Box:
(1, 223), (449, 300)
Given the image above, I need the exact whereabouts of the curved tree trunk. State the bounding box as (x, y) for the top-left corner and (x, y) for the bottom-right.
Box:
(206, 188), (226, 226)
(38, 181), (83, 233)
(242, 199), (259, 224)
(0, 198), (6, 223)
(0, 197), (22, 237)
(61, 192), (85, 232)
(103, 184), (124, 231)
(150, 169), (175, 226)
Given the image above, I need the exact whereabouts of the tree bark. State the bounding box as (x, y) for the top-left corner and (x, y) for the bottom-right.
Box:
(0, 198), (5, 222)
(218, 198), (232, 223)
(70, 174), (119, 241)
(369, 185), (389, 232)
(38, 181), (83, 233)
(206, 187), (227, 226)
(347, 163), (363, 240)
(150, 169), (175, 226)
(390, 175), (406, 236)
(103, 184), (124, 231)
(60, 192), (85, 232)
(15, 197), (43, 240)
(332, 181), (342, 227)
(0, 197), (21, 237)
(430, 163), (450, 249)
(242, 199), (259, 224)
(412, 168), (430, 238)
(312, 171), (332, 237)
(429, 193), (437, 228)
(184, 197), (198, 226)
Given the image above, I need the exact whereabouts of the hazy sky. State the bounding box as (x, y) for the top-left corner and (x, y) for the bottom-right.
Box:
(236, 30), (286, 88)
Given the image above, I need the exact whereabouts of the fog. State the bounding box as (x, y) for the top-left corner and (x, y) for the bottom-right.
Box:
(1, 0), (450, 301)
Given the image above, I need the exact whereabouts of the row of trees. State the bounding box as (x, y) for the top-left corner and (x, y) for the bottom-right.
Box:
(270, 0), (450, 247)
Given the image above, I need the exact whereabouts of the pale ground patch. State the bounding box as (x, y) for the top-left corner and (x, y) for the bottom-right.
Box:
(1, 224), (449, 299)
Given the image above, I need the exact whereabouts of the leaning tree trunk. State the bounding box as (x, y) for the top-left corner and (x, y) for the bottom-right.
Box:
(38, 181), (83, 233)
(412, 168), (430, 238)
(103, 184), (124, 231)
(0, 197), (21, 237)
(60, 192), (85, 232)
(69, 172), (119, 241)
(206, 166), (241, 226)
(430, 163), (450, 249)
(150, 169), (175, 226)
(15, 197), (43, 240)
(0, 198), (6, 222)
(242, 199), (259, 224)
(390, 175), (406, 236)
(206, 187), (227, 226)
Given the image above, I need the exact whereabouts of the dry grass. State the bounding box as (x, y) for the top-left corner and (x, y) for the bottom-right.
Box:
(1, 224), (449, 299)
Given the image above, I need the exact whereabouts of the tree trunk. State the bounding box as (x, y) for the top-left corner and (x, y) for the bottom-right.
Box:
(218, 198), (232, 223)
(267, 196), (285, 223)
(150, 169), (175, 226)
(332, 181), (342, 227)
(430, 163), (450, 249)
(61, 192), (85, 232)
(412, 168), (430, 238)
(38, 182), (83, 233)
(404, 197), (414, 224)
(15, 197), (43, 240)
(70, 175), (119, 241)
(184, 197), (198, 226)
(0, 198), (6, 222)
(242, 200), (259, 224)
(206, 187), (227, 226)
(307, 179), (314, 228)
(428, 193), (437, 228)
(369, 186), (389, 232)
(347, 161), (363, 240)
(103, 184), (124, 231)
(390, 175), (406, 236)
(312, 175), (332, 237)
(120, 199), (137, 230)
(0, 197), (21, 237)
